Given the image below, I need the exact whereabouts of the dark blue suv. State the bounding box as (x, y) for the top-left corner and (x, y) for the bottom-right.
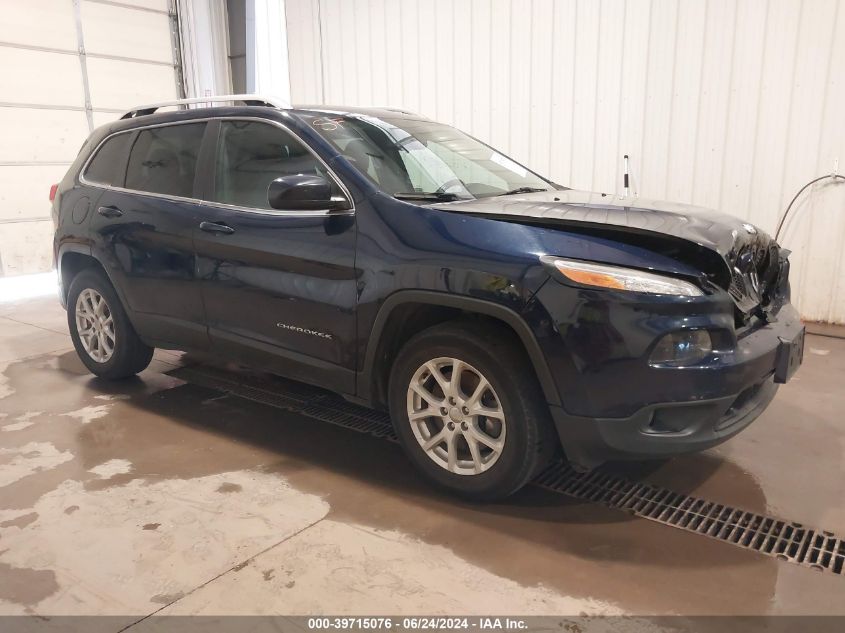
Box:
(52, 96), (805, 499)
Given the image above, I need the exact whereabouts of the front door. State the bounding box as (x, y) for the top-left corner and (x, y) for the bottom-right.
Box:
(89, 121), (209, 350)
(192, 119), (358, 394)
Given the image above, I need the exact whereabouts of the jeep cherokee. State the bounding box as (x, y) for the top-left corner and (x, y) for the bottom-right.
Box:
(51, 95), (805, 500)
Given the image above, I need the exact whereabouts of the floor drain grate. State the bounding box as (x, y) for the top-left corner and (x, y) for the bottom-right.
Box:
(171, 365), (845, 577)
(534, 462), (845, 575)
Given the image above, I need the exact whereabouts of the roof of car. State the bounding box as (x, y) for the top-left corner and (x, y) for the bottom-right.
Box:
(95, 98), (427, 143)
(118, 96), (424, 122)
(292, 105), (426, 119)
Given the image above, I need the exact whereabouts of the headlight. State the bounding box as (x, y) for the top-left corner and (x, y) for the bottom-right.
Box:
(649, 330), (713, 365)
(541, 256), (703, 297)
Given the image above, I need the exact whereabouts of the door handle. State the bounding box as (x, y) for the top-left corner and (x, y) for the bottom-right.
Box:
(97, 205), (123, 218)
(199, 221), (235, 235)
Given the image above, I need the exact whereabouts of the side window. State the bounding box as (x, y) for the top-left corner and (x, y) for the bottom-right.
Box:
(83, 133), (132, 186)
(211, 120), (335, 210)
(125, 123), (205, 198)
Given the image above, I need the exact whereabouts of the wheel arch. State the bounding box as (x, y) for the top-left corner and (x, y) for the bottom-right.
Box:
(58, 246), (99, 305)
(359, 291), (561, 409)
(57, 247), (132, 324)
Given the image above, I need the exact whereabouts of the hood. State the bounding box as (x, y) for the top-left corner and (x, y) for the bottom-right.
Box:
(432, 190), (782, 315)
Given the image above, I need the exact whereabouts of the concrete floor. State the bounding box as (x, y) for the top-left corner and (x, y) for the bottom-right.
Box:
(1, 295), (844, 619)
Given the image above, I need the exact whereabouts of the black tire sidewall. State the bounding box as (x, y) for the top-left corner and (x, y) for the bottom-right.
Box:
(389, 327), (540, 498)
(67, 269), (141, 377)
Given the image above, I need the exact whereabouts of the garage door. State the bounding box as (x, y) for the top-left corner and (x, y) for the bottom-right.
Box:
(0, 0), (181, 277)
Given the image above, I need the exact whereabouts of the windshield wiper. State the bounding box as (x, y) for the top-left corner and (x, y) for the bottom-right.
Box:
(499, 187), (549, 196)
(394, 192), (462, 202)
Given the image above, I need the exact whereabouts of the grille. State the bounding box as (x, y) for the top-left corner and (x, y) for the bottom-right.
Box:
(728, 241), (781, 314)
(728, 269), (748, 302)
(170, 364), (845, 578)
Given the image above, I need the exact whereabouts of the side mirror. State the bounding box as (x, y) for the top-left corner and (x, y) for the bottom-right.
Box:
(267, 174), (350, 211)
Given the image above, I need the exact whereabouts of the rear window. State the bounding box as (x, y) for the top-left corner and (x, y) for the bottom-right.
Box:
(125, 123), (206, 198)
(83, 133), (132, 186)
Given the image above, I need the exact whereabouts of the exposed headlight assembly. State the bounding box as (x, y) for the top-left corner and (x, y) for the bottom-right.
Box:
(649, 330), (713, 365)
(541, 256), (703, 297)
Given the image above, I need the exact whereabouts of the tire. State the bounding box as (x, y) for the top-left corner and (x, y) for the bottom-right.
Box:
(388, 320), (555, 501)
(67, 268), (154, 379)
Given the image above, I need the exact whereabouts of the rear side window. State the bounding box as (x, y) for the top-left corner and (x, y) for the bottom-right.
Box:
(210, 120), (336, 210)
(83, 133), (132, 186)
(125, 123), (206, 198)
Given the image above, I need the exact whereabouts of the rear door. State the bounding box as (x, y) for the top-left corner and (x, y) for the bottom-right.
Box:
(192, 118), (358, 394)
(87, 121), (209, 350)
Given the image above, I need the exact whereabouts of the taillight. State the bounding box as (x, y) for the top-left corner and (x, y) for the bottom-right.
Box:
(49, 183), (59, 202)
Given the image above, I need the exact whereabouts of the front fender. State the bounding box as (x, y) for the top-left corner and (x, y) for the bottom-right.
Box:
(358, 289), (561, 407)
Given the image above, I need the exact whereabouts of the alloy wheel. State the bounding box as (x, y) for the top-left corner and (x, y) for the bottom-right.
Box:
(406, 357), (506, 475)
(75, 288), (116, 363)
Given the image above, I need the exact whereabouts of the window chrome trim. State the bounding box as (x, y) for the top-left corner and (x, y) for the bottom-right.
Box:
(79, 116), (355, 218)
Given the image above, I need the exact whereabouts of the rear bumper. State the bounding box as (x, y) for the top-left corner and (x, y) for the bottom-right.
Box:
(547, 303), (804, 470)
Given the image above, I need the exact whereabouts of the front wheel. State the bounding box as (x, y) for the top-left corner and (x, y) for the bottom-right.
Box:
(67, 269), (154, 379)
(389, 321), (555, 500)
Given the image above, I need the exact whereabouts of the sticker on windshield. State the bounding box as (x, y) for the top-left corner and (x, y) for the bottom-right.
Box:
(312, 117), (344, 131)
(490, 152), (527, 178)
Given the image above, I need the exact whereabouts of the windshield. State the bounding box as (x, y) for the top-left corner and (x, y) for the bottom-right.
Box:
(301, 113), (555, 200)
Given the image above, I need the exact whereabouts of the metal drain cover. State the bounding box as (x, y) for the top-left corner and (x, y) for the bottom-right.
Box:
(170, 364), (845, 577)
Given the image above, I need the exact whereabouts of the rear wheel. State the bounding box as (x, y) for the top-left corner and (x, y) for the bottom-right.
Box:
(389, 321), (554, 500)
(67, 269), (153, 379)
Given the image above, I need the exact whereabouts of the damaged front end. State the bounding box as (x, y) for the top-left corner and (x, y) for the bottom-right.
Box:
(539, 219), (791, 331)
(726, 232), (791, 328)
(426, 190), (805, 471)
(432, 189), (791, 330)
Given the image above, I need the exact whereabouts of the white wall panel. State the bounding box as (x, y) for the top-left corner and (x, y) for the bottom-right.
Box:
(0, 165), (69, 222)
(115, 0), (169, 11)
(91, 110), (122, 130)
(0, 220), (55, 277)
(0, 0), (179, 276)
(0, 0), (78, 51)
(666, 0), (706, 204)
(0, 108), (89, 163)
(83, 58), (178, 114)
(286, 0), (845, 324)
(81, 1), (174, 63)
(548, 0), (577, 187)
(591, 0), (624, 194)
(285, 0), (323, 103)
(0, 48), (85, 107)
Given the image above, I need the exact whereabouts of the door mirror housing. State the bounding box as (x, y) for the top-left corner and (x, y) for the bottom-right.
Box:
(267, 175), (350, 211)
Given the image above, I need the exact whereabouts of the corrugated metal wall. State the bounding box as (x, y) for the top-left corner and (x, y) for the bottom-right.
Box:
(286, 0), (845, 324)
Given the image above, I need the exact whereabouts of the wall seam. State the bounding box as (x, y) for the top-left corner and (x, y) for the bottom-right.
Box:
(568, 0), (579, 184)
(547, 0), (558, 176)
(71, 0), (94, 132)
(774, 0), (805, 214)
(689, 0), (708, 204)
(810, 0), (840, 321)
(167, 0), (185, 99)
(589, 0), (602, 191)
(613, 0), (627, 195)
(746, 0), (770, 218)
(715, 1), (740, 213)
(636, 0), (653, 195)
(663, 2), (680, 200)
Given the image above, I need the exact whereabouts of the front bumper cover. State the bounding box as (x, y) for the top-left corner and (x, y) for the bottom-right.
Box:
(548, 303), (804, 470)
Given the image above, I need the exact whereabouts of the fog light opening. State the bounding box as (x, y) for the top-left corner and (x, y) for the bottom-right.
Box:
(649, 330), (713, 366)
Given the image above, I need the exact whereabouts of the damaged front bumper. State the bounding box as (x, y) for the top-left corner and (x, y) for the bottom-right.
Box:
(531, 277), (805, 470)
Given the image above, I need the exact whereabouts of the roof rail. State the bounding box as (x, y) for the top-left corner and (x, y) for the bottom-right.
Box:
(120, 94), (291, 119)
